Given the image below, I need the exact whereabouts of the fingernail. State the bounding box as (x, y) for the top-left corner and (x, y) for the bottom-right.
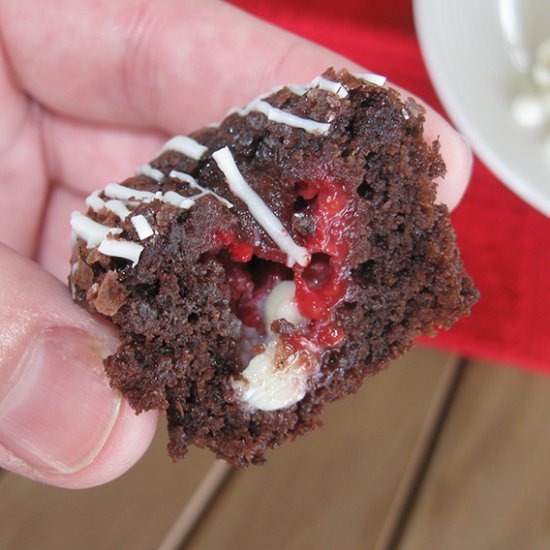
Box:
(0, 327), (121, 474)
(458, 132), (474, 171)
(459, 131), (473, 151)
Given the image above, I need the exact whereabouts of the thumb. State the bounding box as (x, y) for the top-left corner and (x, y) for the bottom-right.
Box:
(0, 244), (158, 488)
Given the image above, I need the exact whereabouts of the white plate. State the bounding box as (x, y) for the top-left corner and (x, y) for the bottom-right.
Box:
(414, 0), (550, 217)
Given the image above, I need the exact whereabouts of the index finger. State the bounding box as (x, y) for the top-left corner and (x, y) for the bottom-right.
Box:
(1, 0), (352, 129)
(0, 0), (471, 208)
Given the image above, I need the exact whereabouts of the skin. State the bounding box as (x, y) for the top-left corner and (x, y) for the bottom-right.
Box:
(0, 0), (472, 488)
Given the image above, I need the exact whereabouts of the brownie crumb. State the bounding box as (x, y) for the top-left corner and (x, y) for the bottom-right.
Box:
(69, 69), (478, 466)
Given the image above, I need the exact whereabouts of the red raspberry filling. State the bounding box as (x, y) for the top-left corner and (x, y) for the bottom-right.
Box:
(294, 179), (353, 346)
(215, 178), (353, 357)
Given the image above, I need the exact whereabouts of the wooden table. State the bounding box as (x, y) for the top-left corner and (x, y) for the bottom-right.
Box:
(1, 347), (549, 550)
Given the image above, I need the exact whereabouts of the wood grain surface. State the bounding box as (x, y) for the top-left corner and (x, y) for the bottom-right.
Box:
(398, 360), (550, 550)
(0, 430), (215, 550)
(186, 349), (459, 550)
(2, 350), (548, 550)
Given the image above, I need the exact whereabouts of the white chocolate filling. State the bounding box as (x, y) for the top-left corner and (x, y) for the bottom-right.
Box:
(233, 340), (310, 411)
(232, 280), (315, 411)
(263, 280), (305, 331)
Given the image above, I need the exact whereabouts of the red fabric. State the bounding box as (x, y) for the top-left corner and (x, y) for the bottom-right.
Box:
(230, 0), (550, 373)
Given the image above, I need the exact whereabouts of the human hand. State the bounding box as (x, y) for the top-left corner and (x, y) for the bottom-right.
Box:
(0, 0), (472, 488)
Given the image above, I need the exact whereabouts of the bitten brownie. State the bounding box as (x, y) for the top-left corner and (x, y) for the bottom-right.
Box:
(69, 69), (478, 466)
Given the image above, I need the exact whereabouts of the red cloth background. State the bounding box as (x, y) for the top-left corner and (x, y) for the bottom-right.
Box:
(231, 0), (550, 373)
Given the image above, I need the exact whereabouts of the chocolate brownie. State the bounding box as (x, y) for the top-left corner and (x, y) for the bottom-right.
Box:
(69, 69), (478, 466)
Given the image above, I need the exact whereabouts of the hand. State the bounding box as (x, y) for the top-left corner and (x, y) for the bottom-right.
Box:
(0, 0), (472, 488)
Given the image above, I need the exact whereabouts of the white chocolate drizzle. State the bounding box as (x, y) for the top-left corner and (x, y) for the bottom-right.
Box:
(355, 72), (387, 87)
(168, 170), (195, 184)
(231, 98), (268, 117)
(131, 215), (154, 240)
(162, 190), (194, 208)
(136, 164), (164, 182)
(159, 135), (208, 160)
(70, 212), (122, 247)
(227, 86), (284, 117)
(170, 170), (234, 208)
(74, 169), (234, 266)
(266, 103), (331, 135)
(241, 99), (331, 135)
(162, 190), (195, 209)
(105, 200), (131, 220)
(98, 238), (143, 266)
(104, 178), (232, 210)
(105, 183), (157, 202)
(310, 76), (348, 98)
(212, 146), (310, 267)
(85, 192), (106, 212)
(73, 71), (386, 273)
(287, 83), (308, 96)
(86, 191), (134, 222)
(230, 72), (389, 135)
